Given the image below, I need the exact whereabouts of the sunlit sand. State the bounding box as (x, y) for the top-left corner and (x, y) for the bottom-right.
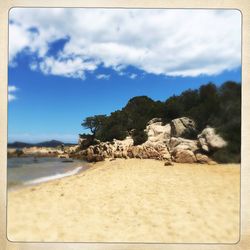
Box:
(8, 159), (240, 243)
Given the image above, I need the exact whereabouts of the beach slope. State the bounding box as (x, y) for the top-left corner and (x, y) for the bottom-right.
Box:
(7, 159), (240, 243)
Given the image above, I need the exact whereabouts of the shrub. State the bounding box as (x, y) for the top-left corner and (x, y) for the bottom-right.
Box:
(132, 130), (148, 145)
(212, 147), (241, 163)
(181, 128), (198, 140)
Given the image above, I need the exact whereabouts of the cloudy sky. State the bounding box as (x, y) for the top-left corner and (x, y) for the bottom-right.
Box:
(8, 8), (241, 143)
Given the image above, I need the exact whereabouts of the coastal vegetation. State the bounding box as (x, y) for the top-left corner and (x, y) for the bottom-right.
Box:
(81, 81), (241, 163)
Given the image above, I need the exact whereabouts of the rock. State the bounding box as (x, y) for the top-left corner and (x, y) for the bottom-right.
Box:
(21, 147), (62, 157)
(164, 160), (173, 166)
(195, 153), (212, 164)
(114, 151), (122, 158)
(58, 154), (69, 159)
(147, 118), (162, 125)
(75, 118), (226, 164)
(144, 118), (171, 146)
(122, 151), (128, 159)
(93, 146), (101, 154)
(86, 152), (105, 162)
(95, 155), (105, 162)
(198, 127), (227, 152)
(113, 136), (134, 148)
(208, 160), (217, 165)
(162, 152), (171, 160)
(170, 117), (196, 138)
(68, 145), (80, 153)
(172, 149), (196, 163)
(101, 151), (108, 158)
(169, 137), (198, 152)
(198, 137), (209, 152)
(127, 148), (134, 158)
(130, 146), (140, 158)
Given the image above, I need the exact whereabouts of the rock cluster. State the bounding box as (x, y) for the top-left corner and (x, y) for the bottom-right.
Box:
(8, 145), (81, 159)
(76, 117), (227, 164)
(7, 146), (65, 157)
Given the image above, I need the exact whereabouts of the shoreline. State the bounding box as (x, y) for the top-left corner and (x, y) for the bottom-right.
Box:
(7, 156), (91, 191)
(7, 158), (237, 192)
(8, 159), (240, 242)
(8, 166), (87, 192)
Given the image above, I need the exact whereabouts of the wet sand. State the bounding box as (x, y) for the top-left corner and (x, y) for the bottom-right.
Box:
(7, 159), (240, 243)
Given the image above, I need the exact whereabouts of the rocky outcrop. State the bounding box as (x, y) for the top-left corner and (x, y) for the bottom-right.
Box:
(8, 144), (81, 158)
(144, 118), (171, 146)
(76, 117), (225, 164)
(198, 127), (227, 152)
(170, 117), (196, 138)
(76, 136), (171, 162)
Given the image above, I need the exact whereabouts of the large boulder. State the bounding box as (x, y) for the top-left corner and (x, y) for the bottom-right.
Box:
(172, 149), (196, 163)
(168, 137), (198, 152)
(85, 146), (105, 162)
(144, 118), (171, 146)
(126, 144), (171, 160)
(170, 117), (196, 138)
(195, 153), (213, 164)
(198, 127), (227, 152)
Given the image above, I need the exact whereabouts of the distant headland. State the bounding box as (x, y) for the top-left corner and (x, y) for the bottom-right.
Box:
(8, 140), (76, 148)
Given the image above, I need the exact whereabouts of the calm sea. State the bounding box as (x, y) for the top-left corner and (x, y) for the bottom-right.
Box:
(7, 157), (88, 189)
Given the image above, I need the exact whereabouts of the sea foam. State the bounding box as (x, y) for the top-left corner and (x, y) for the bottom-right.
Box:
(24, 166), (83, 185)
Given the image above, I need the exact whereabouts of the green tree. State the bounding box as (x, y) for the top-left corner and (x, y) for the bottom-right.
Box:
(81, 115), (107, 137)
(132, 129), (148, 145)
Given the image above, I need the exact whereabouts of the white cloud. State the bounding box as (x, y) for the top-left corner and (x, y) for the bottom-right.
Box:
(96, 74), (110, 80)
(9, 9), (241, 78)
(39, 56), (97, 79)
(129, 73), (137, 79)
(8, 85), (18, 92)
(30, 62), (38, 70)
(8, 85), (18, 102)
(8, 94), (16, 102)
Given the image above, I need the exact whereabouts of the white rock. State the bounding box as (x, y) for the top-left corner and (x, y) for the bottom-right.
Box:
(144, 118), (171, 146)
(198, 127), (227, 151)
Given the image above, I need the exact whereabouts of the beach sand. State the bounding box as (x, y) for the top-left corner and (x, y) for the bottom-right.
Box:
(7, 159), (240, 243)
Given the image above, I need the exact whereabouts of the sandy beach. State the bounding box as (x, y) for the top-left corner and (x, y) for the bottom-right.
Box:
(7, 159), (240, 243)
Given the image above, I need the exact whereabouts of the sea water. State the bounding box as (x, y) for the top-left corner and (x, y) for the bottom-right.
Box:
(7, 157), (88, 189)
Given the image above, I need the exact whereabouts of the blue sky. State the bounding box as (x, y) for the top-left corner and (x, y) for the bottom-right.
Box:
(8, 9), (241, 143)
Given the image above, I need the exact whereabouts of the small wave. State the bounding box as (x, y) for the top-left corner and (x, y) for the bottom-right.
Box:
(24, 166), (83, 185)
